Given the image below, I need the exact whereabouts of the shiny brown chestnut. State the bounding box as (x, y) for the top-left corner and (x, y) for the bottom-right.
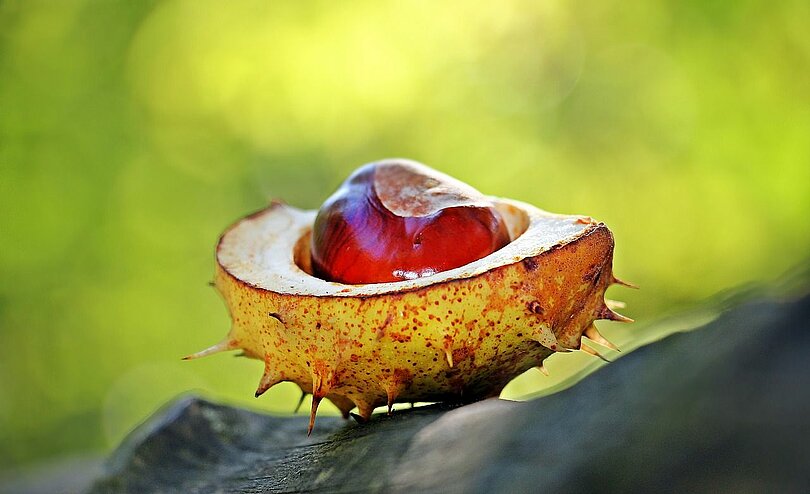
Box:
(310, 159), (511, 284)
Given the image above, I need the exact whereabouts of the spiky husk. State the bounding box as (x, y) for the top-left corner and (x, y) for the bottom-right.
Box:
(188, 202), (630, 434)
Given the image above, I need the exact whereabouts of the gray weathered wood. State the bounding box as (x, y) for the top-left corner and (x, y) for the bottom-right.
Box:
(88, 292), (810, 493)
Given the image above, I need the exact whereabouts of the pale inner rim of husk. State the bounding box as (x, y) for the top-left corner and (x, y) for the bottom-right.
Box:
(216, 197), (595, 297)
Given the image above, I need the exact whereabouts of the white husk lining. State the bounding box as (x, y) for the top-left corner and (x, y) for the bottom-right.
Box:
(216, 197), (593, 297)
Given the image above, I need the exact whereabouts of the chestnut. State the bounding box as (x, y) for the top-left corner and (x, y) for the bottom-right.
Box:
(311, 160), (511, 284)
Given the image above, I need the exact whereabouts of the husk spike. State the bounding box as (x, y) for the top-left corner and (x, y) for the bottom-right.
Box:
(596, 305), (634, 323)
(584, 323), (620, 352)
(356, 401), (376, 422)
(386, 387), (399, 415)
(580, 342), (611, 362)
(307, 395), (323, 436)
(611, 276), (638, 289)
(294, 390), (308, 414)
(444, 348), (454, 368)
(182, 338), (237, 360)
(254, 356), (283, 397)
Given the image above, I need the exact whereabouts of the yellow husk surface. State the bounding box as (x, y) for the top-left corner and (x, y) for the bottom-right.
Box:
(189, 201), (629, 433)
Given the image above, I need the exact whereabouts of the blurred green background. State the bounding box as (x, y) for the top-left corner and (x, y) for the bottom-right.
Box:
(1, 0), (808, 471)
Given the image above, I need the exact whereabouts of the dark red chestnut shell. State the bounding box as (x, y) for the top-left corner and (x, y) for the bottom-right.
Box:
(310, 160), (511, 284)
